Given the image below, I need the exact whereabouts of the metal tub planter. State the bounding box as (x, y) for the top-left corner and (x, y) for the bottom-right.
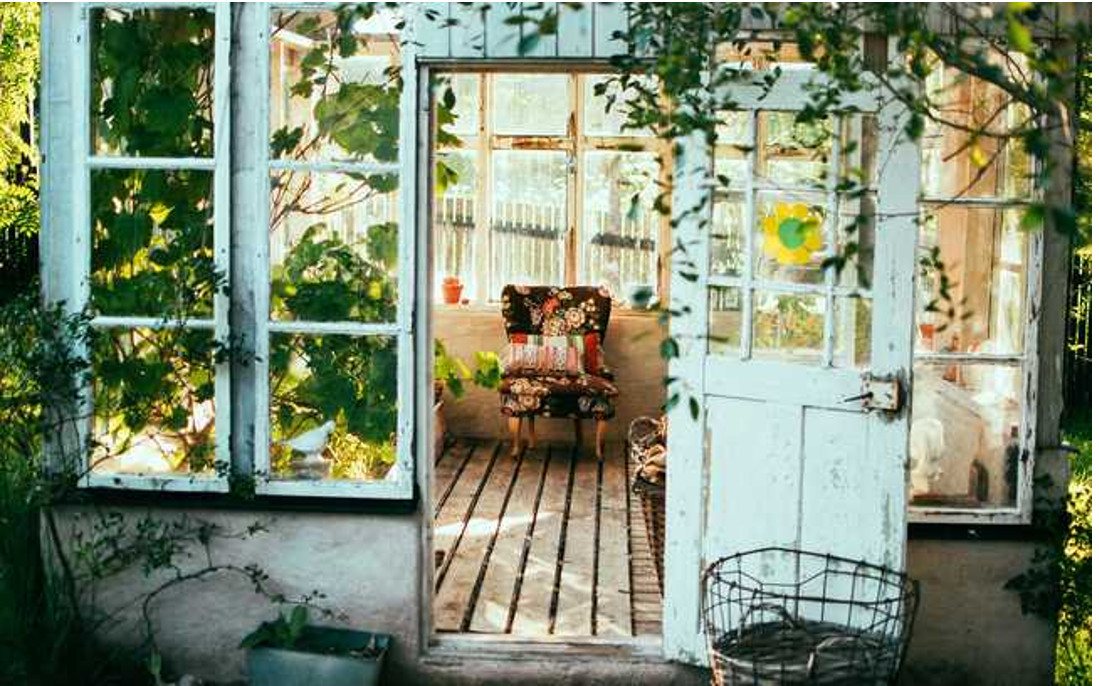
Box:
(243, 608), (390, 686)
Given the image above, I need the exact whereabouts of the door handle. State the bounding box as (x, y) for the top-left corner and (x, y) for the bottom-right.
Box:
(842, 375), (903, 412)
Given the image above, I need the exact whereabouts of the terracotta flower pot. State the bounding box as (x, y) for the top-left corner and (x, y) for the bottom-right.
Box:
(442, 277), (463, 304)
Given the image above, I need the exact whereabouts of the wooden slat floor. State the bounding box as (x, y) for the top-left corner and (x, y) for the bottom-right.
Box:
(433, 436), (663, 638)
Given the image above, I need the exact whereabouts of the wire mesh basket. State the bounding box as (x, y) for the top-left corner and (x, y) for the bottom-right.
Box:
(702, 548), (919, 686)
(628, 416), (666, 594)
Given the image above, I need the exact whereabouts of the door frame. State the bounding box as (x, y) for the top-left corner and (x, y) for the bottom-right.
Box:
(413, 61), (666, 661)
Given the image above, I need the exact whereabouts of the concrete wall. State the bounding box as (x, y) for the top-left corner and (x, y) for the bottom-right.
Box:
(56, 500), (1055, 685)
(433, 305), (668, 444)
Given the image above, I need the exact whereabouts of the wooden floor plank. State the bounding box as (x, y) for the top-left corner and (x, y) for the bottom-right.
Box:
(511, 446), (570, 637)
(468, 447), (546, 633)
(433, 437), (662, 638)
(434, 439), (474, 516)
(595, 448), (632, 637)
(554, 449), (598, 636)
(433, 442), (496, 594)
(435, 443), (519, 632)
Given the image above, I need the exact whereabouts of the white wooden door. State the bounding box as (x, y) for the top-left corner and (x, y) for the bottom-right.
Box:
(664, 65), (920, 663)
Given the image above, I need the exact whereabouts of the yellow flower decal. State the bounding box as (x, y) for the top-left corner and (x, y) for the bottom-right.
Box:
(761, 202), (824, 266)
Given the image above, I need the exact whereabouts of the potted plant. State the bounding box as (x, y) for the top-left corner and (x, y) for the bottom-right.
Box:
(441, 276), (464, 304)
(433, 340), (502, 459)
(242, 606), (390, 686)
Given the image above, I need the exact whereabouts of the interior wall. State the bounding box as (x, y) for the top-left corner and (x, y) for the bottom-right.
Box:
(433, 306), (667, 445)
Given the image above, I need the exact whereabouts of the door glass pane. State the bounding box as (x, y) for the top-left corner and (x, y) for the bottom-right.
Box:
(489, 151), (567, 297)
(492, 74), (569, 136)
(270, 171), (399, 323)
(91, 327), (217, 477)
(752, 291), (825, 364)
(755, 191), (828, 285)
(90, 7), (215, 157)
(910, 362), (1022, 508)
(581, 151), (661, 302)
(916, 207), (1029, 355)
(711, 193), (747, 277)
(269, 333), (398, 482)
(833, 296), (873, 368)
(434, 150), (476, 300)
(91, 169), (215, 319)
(269, 7), (402, 163)
(708, 287), (744, 356)
(834, 194), (876, 291)
(583, 75), (655, 137)
(758, 111), (831, 187)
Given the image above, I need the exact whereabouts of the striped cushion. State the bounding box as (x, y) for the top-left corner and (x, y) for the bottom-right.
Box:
(505, 333), (604, 376)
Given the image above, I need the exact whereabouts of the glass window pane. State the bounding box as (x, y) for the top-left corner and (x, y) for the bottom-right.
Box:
(90, 8), (215, 157)
(717, 111), (751, 147)
(833, 295), (873, 368)
(910, 362), (1022, 508)
(489, 151), (567, 297)
(583, 75), (655, 137)
(270, 171), (399, 323)
(708, 287), (744, 356)
(759, 111), (832, 187)
(492, 74), (569, 136)
(752, 291), (826, 364)
(755, 191), (829, 286)
(922, 57), (1035, 200)
(580, 151), (661, 302)
(711, 193), (747, 277)
(91, 327), (217, 477)
(438, 73), (480, 137)
(269, 8), (402, 163)
(434, 150), (477, 301)
(269, 333), (397, 482)
(91, 169), (215, 319)
(916, 207), (1029, 355)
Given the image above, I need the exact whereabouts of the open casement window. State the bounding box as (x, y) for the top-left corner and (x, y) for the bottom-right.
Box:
(909, 55), (1042, 524)
(77, 4), (231, 492)
(256, 6), (414, 498)
(433, 71), (670, 305)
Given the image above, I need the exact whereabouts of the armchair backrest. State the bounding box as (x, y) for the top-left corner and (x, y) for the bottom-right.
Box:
(500, 285), (612, 342)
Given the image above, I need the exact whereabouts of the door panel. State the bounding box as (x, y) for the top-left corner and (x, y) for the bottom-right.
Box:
(665, 61), (919, 664)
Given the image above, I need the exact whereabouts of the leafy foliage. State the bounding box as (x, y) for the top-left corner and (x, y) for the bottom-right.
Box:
(240, 605), (310, 651)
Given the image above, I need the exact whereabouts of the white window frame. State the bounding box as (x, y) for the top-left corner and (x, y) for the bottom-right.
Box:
(433, 69), (672, 305)
(251, 3), (416, 499)
(906, 196), (1043, 525)
(73, 2), (231, 493)
(907, 57), (1044, 525)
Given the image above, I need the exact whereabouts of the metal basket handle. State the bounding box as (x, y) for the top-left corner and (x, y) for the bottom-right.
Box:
(737, 603), (802, 640)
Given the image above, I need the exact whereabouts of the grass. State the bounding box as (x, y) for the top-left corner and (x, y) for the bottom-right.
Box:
(1056, 407), (1092, 686)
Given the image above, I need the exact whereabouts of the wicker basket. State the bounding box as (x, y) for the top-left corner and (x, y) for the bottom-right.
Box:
(702, 548), (919, 685)
(629, 417), (666, 595)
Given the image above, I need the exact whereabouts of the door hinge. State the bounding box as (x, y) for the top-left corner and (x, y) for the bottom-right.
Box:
(843, 373), (903, 412)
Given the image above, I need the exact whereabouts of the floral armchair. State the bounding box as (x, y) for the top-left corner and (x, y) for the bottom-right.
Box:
(499, 285), (618, 458)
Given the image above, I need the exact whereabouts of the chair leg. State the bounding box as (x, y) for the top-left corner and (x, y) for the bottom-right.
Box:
(573, 418), (583, 449)
(508, 417), (522, 457)
(595, 419), (607, 461)
(527, 416), (537, 450)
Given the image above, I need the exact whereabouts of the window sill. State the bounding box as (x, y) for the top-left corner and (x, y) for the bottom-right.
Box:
(60, 485), (420, 516)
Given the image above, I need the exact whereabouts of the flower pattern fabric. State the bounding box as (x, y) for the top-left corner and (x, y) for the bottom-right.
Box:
(499, 285), (617, 420)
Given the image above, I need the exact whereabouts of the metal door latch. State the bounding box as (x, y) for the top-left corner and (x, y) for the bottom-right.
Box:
(843, 374), (903, 412)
